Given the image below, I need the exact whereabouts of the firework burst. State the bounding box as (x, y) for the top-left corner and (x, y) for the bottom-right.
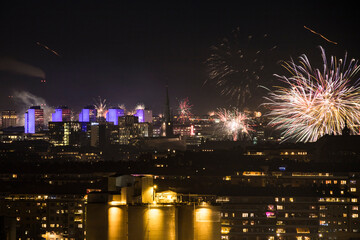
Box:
(94, 96), (107, 119)
(264, 46), (360, 142)
(205, 27), (278, 107)
(178, 98), (193, 123)
(135, 103), (145, 110)
(216, 108), (253, 141)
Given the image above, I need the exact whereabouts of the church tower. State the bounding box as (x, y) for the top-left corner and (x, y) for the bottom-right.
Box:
(161, 86), (173, 137)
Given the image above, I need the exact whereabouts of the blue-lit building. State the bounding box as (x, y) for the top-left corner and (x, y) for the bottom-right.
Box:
(24, 106), (44, 134)
(52, 106), (71, 122)
(134, 109), (153, 123)
(79, 106), (97, 123)
(106, 108), (125, 125)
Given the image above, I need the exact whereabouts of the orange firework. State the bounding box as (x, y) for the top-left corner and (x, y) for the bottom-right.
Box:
(36, 42), (61, 57)
(304, 26), (338, 45)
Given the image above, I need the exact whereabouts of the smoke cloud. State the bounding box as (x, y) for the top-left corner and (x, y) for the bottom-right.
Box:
(0, 57), (46, 79)
(13, 90), (53, 126)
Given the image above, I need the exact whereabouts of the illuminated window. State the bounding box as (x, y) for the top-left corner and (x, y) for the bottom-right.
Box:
(343, 213), (347, 217)
(276, 228), (285, 233)
(275, 198), (279, 202)
(221, 227), (230, 234)
(352, 214), (358, 218)
(351, 198), (358, 203)
(341, 180), (347, 185)
(319, 220), (328, 226)
(243, 228), (248, 232)
(289, 198), (294, 202)
(352, 206), (358, 211)
(277, 205), (283, 210)
(351, 188), (357, 192)
(242, 213), (249, 218)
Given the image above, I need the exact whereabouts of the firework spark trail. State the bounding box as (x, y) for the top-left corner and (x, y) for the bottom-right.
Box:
(36, 42), (61, 57)
(205, 27), (278, 108)
(304, 26), (338, 45)
(264, 46), (360, 142)
(94, 96), (107, 119)
(178, 98), (193, 123)
(216, 108), (253, 141)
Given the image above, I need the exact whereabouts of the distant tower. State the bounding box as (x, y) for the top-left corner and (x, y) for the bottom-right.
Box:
(1, 110), (17, 128)
(24, 106), (44, 134)
(342, 120), (350, 136)
(161, 86), (173, 137)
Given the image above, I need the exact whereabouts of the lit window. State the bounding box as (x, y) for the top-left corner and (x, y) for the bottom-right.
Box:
(277, 205), (283, 210)
(352, 206), (358, 211)
(343, 213), (347, 217)
(341, 180), (347, 185)
(319, 220), (328, 226)
(352, 214), (358, 218)
(243, 228), (248, 232)
(351, 198), (358, 203)
(351, 188), (357, 192)
(242, 213), (249, 218)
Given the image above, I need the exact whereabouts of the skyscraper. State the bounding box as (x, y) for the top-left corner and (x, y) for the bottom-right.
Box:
(52, 106), (71, 122)
(79, 106), (97, 123)
(24, 106), (44, 134)
(134, 109), (153, 123)
(106, 108), (125, 125)
(1, 110), (17, 128)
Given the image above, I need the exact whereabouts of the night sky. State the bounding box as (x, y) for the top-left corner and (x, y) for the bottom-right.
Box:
(0, 1), (359, 115)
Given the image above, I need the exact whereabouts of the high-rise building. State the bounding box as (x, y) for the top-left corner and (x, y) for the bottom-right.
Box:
(134, 109), (153, 123)
(106, 108), (125, 125)
(161, 86), (173, 137)
(1, 110), (17, 128)
(48, 121), (82, 146)
(51, 106), (71, 122)
(79, 106), (97, 123)
(24, 106), (44, 134)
